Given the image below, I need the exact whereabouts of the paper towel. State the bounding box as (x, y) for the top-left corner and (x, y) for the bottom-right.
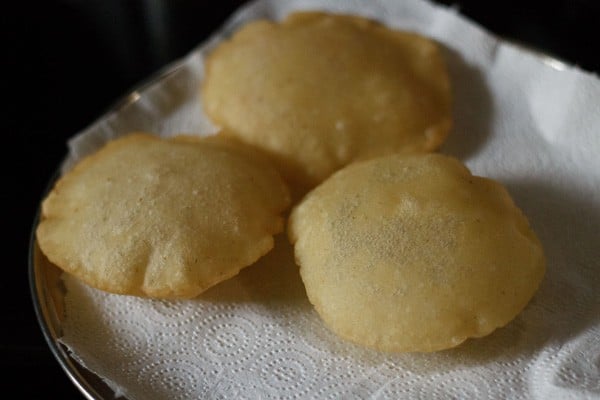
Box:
(53, 0), (600, 398)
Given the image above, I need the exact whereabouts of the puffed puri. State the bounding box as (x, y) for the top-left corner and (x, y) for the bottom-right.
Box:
(287, 152), (545, 353)
(36, 133), (291, 299)
(201, 11), (452, 191)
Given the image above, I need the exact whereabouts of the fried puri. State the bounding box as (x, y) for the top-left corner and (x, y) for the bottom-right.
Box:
(36, 133), (290, 299)
(201, 11), (452, 190)
(287, 153), (545, 353)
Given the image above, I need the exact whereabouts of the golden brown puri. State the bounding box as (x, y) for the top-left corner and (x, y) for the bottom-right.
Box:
(287, 153), (545, 353)
(36, 133), (291, 299)
(201, 11), (452, 191)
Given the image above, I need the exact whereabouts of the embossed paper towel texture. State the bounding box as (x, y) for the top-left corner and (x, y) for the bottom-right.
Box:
(57, 0), (600, 399)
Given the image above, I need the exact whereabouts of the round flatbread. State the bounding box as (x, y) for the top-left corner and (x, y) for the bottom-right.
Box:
(201, 11), (452, 190)
(287, 153), (545, 352)
(36, 133), (290, 299)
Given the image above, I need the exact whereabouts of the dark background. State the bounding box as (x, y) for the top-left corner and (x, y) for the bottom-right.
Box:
(2, 0), (599, 398)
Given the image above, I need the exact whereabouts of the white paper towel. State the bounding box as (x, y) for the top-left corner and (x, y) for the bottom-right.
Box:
(55, 0), (600, 398)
